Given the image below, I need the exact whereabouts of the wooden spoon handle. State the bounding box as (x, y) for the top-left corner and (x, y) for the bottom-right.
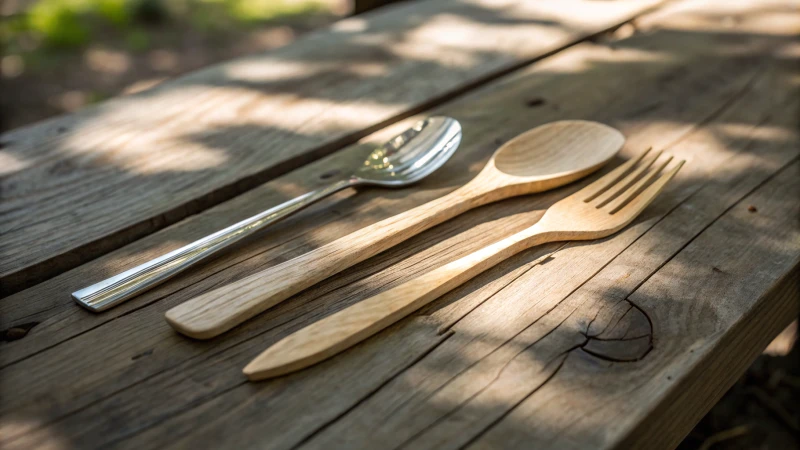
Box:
(165, 184), (486, 339)
(243, 226), (555, 380)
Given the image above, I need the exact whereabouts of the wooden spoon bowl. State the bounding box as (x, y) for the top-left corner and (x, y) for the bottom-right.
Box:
(477, 120), (625, 201)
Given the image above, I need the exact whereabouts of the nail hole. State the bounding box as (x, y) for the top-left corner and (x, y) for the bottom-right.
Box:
(57, 126), (68, 134)
(319, 169), (341, 180)
(525, 97), (546, 108)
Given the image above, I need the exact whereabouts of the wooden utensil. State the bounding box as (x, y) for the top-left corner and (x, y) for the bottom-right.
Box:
(244, 149), (684, 380)
(166, 120), (625, 339)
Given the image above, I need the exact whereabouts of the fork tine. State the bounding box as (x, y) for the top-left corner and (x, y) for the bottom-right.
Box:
(581, 147), (652, 202)
(612, 160), (685, 216)
(593, 150), (663, 207)
(605, 155), (672, 212)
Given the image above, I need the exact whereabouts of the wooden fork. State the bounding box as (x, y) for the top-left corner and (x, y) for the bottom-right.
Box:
(243, 149), (685, 380)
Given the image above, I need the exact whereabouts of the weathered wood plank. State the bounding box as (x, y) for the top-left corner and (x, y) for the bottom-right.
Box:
(160, 4), (799, 449)
(1, 1), (797, 449)
(470, 161), (800, 450)
(0, 0), (772, 366)
(0, 0), (663, 294)
(315, 16), (800, 450)
(296, 76), (800, 450)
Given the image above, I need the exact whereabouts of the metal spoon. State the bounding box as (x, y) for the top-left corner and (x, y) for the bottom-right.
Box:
(166, 120), (624, 339)
(72, 116), (463, 312)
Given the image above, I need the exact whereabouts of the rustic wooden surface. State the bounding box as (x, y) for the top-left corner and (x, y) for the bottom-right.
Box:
(0, 0), (664, 295)
(1, 0), (798, 449)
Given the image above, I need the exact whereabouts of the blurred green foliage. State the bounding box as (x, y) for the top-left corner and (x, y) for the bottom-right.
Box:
(1, 0), (327, 53)
(27, 1), (90, 47)
(124, 28), (150, 50)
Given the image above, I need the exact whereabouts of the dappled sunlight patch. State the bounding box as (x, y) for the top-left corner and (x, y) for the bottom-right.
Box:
(0, 416), (70, 449)
(123, 77), (168, 94)
(763, 321), (797, 357)
(303, 98), (402, 133)
(226, 55), (387, 80)
(529, 44), (673, 80)
(132, 143), (230, 174)
(580, 46), (671, 69)
(331, 16), (368, 33)
(714, 123), (797, 143)
(84, 47), (130, 75)
(655, 3), (800, 36)
(54, 82), (400, 175)
(0, 151), (31, 174)
(347, 62), (389, 77)
(50, 90), (92, 111)
(224, 58), (322, 83)
(774, 41), (800, 60)
(147, 49), (179, 72)
(1, 55), (25, 78)
(389, 13), (564, 66)
(243, 26), (296, 49)
(663, 7), (795, 36)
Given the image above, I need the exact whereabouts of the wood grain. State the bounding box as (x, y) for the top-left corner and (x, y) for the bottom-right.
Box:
(0, 0), (797, 448)
(1, 0), (771, 367)
(0, 0), (663, 295)
(470, 161), (800, 450)
(298, 82), (799, 450)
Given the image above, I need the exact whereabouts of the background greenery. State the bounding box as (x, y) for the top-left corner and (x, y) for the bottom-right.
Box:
(1, 0), (328, 52)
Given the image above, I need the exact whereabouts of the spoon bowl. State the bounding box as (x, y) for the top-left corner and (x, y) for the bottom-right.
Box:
(356, 116), (462, 187)
(476, 120), (625, 198)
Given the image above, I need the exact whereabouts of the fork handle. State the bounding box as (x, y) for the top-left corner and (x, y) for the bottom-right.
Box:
(243, 224), (556, 380)
(72, 177), (357, 312)
(165, 183), (491, 339)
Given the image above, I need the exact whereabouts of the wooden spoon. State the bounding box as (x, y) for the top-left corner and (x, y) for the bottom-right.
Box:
(166, 120), (625, 339)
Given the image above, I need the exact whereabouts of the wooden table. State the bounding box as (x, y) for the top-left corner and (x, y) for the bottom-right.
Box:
(1, 0), (798, 448)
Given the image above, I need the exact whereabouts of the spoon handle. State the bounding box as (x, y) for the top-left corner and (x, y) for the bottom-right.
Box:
(165, 184), (484, 339)
(72, 178), (356, 312)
